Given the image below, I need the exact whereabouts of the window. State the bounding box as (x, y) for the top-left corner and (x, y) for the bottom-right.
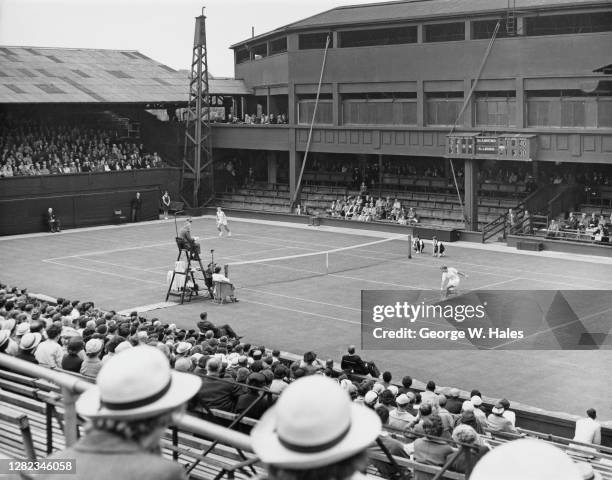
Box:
(107, 70), (133, 79)
(340, 26), (417, 48)
(342, 93), (417, 125)
(527, 99), (554, 126)
(270, 37), (287, 55)
(251, 43), (267, 59)
(236, 48), (250, 64)
(426, 93), (464, 125)
(73, 69), (91, 78)
(5, 84), (26, 94)
(475, 93), (516, 127)
(525, 12), (612, 36)
(472, 19), (516, 39)
(561, 100), (585, 127)
(598, 99), (612, 127)
(299, 33), (333, 50)
(297, 98), (333, 124)
(424, 22), (465, 42)
(36, 84), (65, 94)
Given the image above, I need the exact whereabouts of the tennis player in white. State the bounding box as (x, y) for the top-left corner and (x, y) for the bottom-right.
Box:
(216, 207), (231, 237)
(440, 265), (467, 299)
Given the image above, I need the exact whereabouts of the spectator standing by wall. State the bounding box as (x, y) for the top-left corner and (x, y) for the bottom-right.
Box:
(161, 191), (171, 220)
(131, 192), (142, 222)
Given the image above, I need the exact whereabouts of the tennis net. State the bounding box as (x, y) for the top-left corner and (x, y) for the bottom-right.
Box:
(225, 236), (409, 289)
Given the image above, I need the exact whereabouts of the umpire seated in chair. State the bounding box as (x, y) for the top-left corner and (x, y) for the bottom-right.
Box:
(212, 266), (238, 303)
(178, 217), (200, 258)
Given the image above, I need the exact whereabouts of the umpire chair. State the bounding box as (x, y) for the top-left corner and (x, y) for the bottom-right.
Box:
(165, 237), (208, 304)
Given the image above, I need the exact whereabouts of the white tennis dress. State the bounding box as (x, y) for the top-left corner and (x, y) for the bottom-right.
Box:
(442, 267), (460, 288)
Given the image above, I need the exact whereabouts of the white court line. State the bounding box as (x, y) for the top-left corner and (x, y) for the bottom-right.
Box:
(471, 277), (524, 290)
(70, 256), (170, 274)
(43, 241), (175, 261)
(42, 235), (224, 262)
(329, 273), (426, 290)
(43, 259), (164, 286)
(402, 256), (612, 287)
(491, 305), (612, 350)
(241, 287), (361, 312)
(241, 299), (360, 325)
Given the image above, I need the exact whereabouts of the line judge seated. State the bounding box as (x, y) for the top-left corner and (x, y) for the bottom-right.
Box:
(212, 266), (238, 303)
(178, 217), (200, 257)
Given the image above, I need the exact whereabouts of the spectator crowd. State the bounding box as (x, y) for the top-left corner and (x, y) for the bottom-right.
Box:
(0, 283), (605, 480)
(0, 115), (164, 178)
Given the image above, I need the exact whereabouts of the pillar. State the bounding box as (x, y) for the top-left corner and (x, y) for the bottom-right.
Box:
(289, 149), (302, 206)
(464, 158), (479, 232)
(267, 152), (278, 185)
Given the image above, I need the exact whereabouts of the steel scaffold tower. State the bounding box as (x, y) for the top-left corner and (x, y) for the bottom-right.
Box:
(181, 8), (213, 208)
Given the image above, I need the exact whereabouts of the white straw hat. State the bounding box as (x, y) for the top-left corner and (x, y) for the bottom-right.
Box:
(76, 345), (200, 420)
(470, 439), (582, 480)
(251, 376), (381, 470)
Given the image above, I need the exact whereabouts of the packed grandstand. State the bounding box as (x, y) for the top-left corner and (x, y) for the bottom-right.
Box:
(0, 285), (610, 480)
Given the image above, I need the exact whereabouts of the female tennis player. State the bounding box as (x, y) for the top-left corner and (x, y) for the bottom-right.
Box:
(216, 207), (231, 237)
(440, 265), (467, 299)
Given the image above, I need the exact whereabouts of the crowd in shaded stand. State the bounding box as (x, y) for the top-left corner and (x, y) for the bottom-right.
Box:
(0, 283), (604, 480)
(0, 115), (164, 178)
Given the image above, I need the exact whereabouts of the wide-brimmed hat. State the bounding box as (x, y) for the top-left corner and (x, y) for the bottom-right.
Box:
(0, 330), (10, 349)
(470, 439), (582, 480)
(176, 341), (192, 355)
(76, 345), (201, 420)
(85, 338), (104, 354)
(20, 332), (42, 350)
(251, 376), (381, 469)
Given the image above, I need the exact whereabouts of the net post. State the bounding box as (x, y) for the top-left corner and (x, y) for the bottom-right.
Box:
(325, 252), (329, 273)
(408, 233), (412, 259)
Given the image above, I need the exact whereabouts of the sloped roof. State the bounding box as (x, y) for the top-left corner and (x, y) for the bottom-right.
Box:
(0, 46), (250, 104)
(232, 0), (610, 48)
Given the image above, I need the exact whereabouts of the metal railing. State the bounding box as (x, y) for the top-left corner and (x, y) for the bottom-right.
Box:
(0, 353), (253, 453)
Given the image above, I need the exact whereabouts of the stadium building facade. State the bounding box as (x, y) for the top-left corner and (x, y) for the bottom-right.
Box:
(212, 0), (612, 230)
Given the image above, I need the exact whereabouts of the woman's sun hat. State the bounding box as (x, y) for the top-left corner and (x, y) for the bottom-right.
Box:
(250, 375), (381, 470)
(76, 345), (200, 420)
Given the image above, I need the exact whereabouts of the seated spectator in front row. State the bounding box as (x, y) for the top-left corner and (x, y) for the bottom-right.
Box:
(250, 375), (381, 480)
(573, 408), (601, 446)
(486, 401), (518, 434)
(46, 207), (61, 233)
(212, 266), (239, 303)
(449, 424), (490, 474)
(341, 345), (370, 375)
(413, 415), (456, 475)
(40, 346), (200, 480)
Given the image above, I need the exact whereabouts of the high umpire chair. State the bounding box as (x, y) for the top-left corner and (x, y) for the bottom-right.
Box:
(165, 237), (207, 304)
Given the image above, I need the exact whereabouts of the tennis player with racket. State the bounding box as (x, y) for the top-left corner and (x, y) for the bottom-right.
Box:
(216, 207), (231, 237)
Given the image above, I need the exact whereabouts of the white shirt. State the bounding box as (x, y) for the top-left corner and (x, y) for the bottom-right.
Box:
(573, 417), (601, 445)
(216, 211), (227, 225)
(442, 267), (460, 288)
(34, 339), (64, 369)
(212, 272), (231, 283)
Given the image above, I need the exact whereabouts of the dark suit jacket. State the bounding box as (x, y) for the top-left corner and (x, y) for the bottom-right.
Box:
(31, 429), (187, 480)
(341, 353), (369, 375)
(197, 374), (243, 413)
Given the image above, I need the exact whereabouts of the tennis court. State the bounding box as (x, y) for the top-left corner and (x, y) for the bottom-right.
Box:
(1, 216), (611, 417)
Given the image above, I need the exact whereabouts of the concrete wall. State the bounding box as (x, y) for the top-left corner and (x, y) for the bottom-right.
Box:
(0, 169), (181, 235)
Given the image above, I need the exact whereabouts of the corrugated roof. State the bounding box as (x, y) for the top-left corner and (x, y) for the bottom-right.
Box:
(0, 46), (251, 104)
(232, 0), (610, 47)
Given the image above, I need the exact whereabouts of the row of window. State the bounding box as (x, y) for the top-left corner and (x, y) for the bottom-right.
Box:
(296, 97), (612, 128)
(236, 12), (612, 62)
